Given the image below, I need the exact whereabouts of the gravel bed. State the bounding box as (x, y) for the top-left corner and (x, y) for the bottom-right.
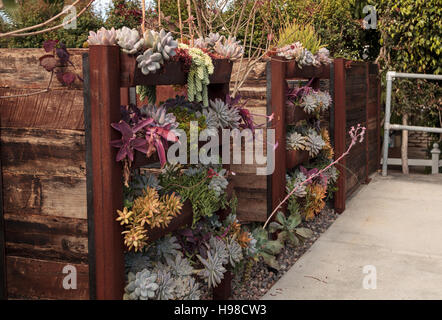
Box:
(230, 206), (339, 300)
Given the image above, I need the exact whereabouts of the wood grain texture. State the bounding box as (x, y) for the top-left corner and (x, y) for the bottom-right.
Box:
(0, 49), (86, 90)
(88, 46), (125, 300)
(6, 256), (89, 300)
(0, 89), (85, 130)
(4, 213), (88, 264)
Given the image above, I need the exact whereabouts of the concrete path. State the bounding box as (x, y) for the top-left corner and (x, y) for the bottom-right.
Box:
(263, 173), (442, 300)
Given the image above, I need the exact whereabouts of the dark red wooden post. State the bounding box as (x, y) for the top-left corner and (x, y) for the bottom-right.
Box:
(0, 139), (6, 300)
(333, 59), (346, 214)
(88, 45), (125, 300)
(365, 63), (370, 183)
(270, 57), (287, 215)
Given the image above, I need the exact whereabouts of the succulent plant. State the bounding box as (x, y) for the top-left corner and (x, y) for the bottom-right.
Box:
(177, 277), (201, 300)
(181, 44), (214, 106)
(124, 269), (159, 300)
(125, 252), (151, 274)
(140, 104), (178, 128)
(214, 36), (244, 60)
(301, 92), (320, 114)
(305, 129), (326, 157)
(136, 85), (157, 104)
(195, 32), (224, 50)
(166, 254), (194, 277)
(324, 165), (339, 184)
(143, 29), (159, 49)
(287, 131), (307, 151)
(116, 26), (144, 54)
(155, 269), (176, 300)
(298, 49), (317, 68)
(315, 47), (332, 65)
(208, 168), (228, 197)
(225, 236), (243, 267)
(315, 91), (332, 112)
(155, 29), (178, 61)
(150, 235), (182, 261)
(87, 27), (117, 45)
(276, 41), (304, 61)
(197, 249), (227, 289)
(202, 99), (241, 129)
(286, 171), (308, 198)
(136, 48), (163, 75)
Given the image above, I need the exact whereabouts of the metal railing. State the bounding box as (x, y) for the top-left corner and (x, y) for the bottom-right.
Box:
(382, 71), (442, 176)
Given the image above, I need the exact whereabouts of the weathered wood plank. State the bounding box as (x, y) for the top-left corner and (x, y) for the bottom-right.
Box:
(4, 213), (88, 264)
(2, 173), (86, 219)
(0, 49), (86, 90)
(6, 256), (89, 300)
(1, 127), (85, 176)
(0, 89), (84, 130)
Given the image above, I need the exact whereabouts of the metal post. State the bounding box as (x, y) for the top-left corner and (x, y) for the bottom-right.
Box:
(382, 71), (394, 176)
(431, 143), (441, 174)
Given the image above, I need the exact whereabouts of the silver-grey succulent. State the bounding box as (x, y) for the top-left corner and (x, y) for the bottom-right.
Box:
(155, 269), (176, 300)
(197, 249), (227, 289)
(149, 235), (182, 262)
(305, 129), (326, 157)
(140, 104), (178, 128)
(287, 131), (307, 151)
(195, 32), (224, 50)
(125, 252), (151, 274)
(315, 91), (332, 112)
(136, 48), (163, 75)
(286, 171), (308, 198)
(314, 48), (332, 65)
(298, 49), (317, 68)
(201, 99), (241, 129)
(166, 254), (194, 277)
(87, 27), (117, 45)
(324, 165), (339, 184)
(214, 36), (244, 60)
(155, 29), (178, 61)
(123, 269), (159, 300)
(116, 26), (144, 54)
(208, 169), (228, 197)
(301, 93), (319, 114)
(225, 236), (243, 267)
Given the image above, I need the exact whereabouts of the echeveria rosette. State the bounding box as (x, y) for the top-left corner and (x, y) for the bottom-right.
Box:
(110, 119), (153, 162)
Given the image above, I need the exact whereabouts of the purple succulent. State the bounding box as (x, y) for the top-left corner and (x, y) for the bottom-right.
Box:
(300, 166), (328, 187)
(110, 119), (153, 162)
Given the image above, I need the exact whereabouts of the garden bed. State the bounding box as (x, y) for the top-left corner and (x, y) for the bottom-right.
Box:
(231, 206), (338, 300)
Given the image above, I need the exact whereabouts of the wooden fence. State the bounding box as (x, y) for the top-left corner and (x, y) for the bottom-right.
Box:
(0, 48), (89, 299)
(0, 50), (380, 300)
(268, 57), (381, 216)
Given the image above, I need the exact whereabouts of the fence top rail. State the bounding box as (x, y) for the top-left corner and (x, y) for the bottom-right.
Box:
(387, 71), (442, 81)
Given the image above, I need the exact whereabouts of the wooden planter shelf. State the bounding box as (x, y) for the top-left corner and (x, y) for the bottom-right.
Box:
(286, 150), (309, 170)
(84, 45), (234, 300)
(286, 104), (310, 125)
(119, 53), (233, 87)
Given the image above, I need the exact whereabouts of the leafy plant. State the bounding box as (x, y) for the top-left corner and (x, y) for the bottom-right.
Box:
(268, 211), (313, 246)
(277, 21), (323, 54)
(39, 40), (79, 86)
(159, 164), (231, 225)
(251, 227), (284, 270)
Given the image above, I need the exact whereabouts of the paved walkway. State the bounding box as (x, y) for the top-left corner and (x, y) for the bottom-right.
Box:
(263, 173), (442, 300)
